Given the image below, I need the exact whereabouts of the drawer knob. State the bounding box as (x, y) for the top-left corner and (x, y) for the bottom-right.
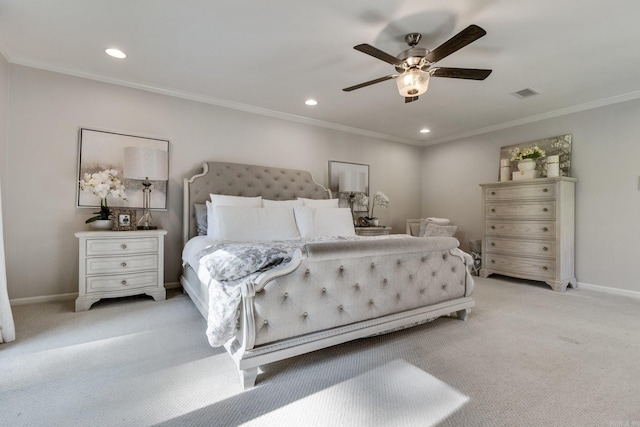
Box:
(121, 262), (127, 267)
(491, 208), (496, 212)
(543, 207), (548, 212)
(491, 260), (495, 264)
(543, 188), (548, 192)
(491, 242), (496, 246)
(543, 247), (548, 251)
(121, 280), (127, 285)
(542, 266), (548, 271)
(121, 244), (127, 250)
(490, 191), (496, 195)
(491, 225), (496, 229)
(543, 227), (549, 232)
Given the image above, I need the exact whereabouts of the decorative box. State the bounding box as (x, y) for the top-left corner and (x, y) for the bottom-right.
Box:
(512, 170), (540, 180)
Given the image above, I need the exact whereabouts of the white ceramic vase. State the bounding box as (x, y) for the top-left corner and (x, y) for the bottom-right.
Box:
(517, 158), (536, 172)
(90, 219), (114, 230)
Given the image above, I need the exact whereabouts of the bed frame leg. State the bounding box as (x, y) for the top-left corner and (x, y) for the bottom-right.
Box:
(456, 308), (470, 321)
(240, 367), (258, 390)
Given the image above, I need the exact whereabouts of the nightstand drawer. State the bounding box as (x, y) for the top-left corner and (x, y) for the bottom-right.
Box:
(86, 271), (158, 293)
(486, 201), (555, 219)
(485, 255), (555, 279)
(485, 237), (556, 257)
(486, 220), (556, 238)
(86, 237), (159, 256)
(485, 183), (555, 201)
(86, 254), (158, 275)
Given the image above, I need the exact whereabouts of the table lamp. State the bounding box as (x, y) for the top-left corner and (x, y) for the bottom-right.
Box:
(123, 147), (168, 230)
(339, 171), (366, 223)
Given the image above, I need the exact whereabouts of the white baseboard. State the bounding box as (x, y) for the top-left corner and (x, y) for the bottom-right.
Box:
(10, 282), (182, 306)
(578, 281), (640, 300)
(10, 292), (78, 306)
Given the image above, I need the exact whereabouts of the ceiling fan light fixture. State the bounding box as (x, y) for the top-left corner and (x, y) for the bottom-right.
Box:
(396, 69), (429, 97)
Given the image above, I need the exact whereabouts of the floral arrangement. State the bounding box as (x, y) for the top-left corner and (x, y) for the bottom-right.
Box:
(79, 169), (127, 223)
(510, 145), (546, 161)
(355, 191), (390, 219)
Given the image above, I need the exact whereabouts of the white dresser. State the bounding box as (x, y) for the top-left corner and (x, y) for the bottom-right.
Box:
(75, 229), (167, 311)
(479, 177), (577, 291)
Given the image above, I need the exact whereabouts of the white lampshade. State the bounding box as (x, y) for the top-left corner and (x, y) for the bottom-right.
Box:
(396, 69), (430, 97)
(123, 147), (168, 181)
(339, 171), (366, 193)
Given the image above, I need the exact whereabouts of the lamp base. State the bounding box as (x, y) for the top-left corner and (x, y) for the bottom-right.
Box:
(136, 225), (158, 230)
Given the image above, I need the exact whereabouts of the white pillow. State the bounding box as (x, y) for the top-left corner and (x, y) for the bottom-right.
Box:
(207, 194), (263, 238)
(297, 197), (339, 208)
(418, 217), (451, 237)
(293, 207), (355, 238)
(262, 199), (303, 207)
(209, 206), (301, 241)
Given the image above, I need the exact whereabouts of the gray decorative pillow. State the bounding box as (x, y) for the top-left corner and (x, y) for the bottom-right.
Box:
(424, 223), (457, 237)
(194, 203), (208, 236)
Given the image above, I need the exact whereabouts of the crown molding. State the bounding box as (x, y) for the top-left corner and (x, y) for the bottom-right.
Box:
(8, 57), (421, 146)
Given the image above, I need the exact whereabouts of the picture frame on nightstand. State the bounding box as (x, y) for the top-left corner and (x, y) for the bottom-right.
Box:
(112, 209), (137, 231)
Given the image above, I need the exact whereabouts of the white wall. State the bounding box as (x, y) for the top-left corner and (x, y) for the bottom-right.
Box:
(421, 99), (640, 293)
(4, 65), (422, 300)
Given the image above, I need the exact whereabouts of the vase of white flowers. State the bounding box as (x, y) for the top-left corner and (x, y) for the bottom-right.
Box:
(79, 169), (127, 229)
(355, 191), (389, 226)
(511, 145), (546, 172)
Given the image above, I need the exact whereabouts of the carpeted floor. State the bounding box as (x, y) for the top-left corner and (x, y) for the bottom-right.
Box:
(1, 276), (639, 427)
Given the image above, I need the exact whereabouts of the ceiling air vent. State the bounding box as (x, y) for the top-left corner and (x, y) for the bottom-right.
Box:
(511, 87), (540, 99)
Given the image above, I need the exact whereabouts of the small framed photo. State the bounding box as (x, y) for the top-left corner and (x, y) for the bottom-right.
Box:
(112, 209), (137, 231)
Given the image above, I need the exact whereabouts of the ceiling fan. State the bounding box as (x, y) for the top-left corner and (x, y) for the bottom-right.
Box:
(343, 24), (492, 103)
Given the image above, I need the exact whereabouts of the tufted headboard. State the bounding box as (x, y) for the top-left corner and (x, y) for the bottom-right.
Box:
(183, 161), (331, 245)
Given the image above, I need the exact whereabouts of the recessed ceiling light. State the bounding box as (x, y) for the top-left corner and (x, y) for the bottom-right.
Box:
(105, 48), (126, 59)
(305, 99), (318, 106)
(420, 128), (431, 134)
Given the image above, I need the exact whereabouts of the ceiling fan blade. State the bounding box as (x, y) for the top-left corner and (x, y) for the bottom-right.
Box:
(405, 96), (419, 103)
(424, 24), (487, 64)
(431, 67), (492, 80)
(354, 44), (403, 66)
(343, 75), (396, 92)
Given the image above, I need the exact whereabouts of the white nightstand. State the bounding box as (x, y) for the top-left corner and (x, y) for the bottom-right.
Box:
(355, 226), (392, 236)
(75, 229), (167, 311)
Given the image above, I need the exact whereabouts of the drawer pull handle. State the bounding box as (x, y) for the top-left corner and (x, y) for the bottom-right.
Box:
(491, 260), (495, 264)
(121, 280), (127, 285)
(543, 188), (548, 192)
(491, 225), (496, 229)
(490, 208), (496, 212)
(490, 191), (496, 195)
(121, 262), (127, 267)
(543, 247), (548, 251)
(543, 208), (548, 212)
(491, 242), (496, 246)
(543, 227), (549, 232)
(121, 244), (127, 250)
(542, 266), (548, 271)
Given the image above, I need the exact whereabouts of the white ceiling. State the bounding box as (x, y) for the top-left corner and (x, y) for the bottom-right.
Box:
(2, 0), (640, 146)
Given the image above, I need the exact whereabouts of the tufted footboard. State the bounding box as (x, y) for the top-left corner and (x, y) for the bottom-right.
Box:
(224, 236), (475, 389)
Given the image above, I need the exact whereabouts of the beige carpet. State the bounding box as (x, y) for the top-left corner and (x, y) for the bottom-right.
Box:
(1, 277), (640, 426)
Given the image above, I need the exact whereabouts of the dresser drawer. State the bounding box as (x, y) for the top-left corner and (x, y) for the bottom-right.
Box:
(486, 221), (555, 238)
(86, 237), (159, 256)
(486, 201), (555, 219)
(485, 237), (556, 258)
(86, 271), (158, 293)
(485, 183), (555, 201)
(86, 254), (158, 275)
(485, 255), (555, 279)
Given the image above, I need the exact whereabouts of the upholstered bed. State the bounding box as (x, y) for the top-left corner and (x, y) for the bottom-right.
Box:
(180, 162), (475, 389)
